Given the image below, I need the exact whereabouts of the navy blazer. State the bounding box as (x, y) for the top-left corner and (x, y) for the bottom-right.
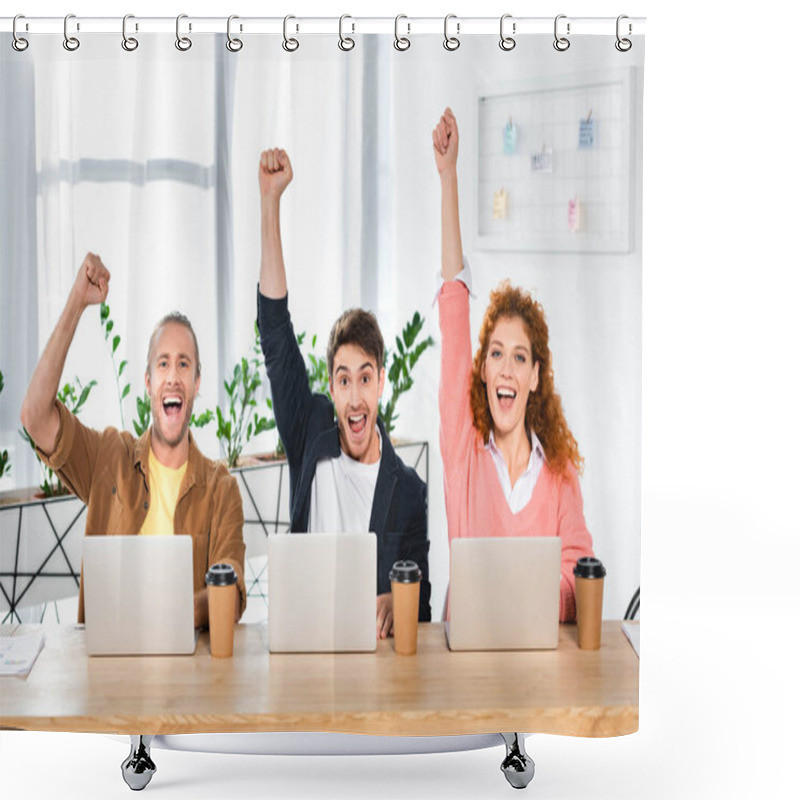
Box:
(257, 289), (431, 621)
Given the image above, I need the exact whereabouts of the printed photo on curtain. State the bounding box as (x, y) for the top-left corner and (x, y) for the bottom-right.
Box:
(0, 14), (644, 796)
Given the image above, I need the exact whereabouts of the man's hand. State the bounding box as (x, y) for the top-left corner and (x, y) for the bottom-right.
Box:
(259, 148), (293, 203)
(69, 252), (110, 311)
(376, 592), (394, 640)
(20, 252), (110, 456)
(432, 107), (459, 176)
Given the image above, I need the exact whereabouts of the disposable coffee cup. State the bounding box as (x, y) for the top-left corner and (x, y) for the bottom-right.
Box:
(389, 561), (422, 655)
(573, 557), (606, 650)
(205, 563), (238, 658)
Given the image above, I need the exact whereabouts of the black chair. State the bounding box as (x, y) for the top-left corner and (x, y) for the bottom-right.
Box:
(624, 587), (640, 620)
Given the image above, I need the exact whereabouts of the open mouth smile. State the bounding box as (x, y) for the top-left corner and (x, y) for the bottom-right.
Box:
(162, 394), (184, 418)
(347, 413), (368, 437)
(496, 387), (517, 411)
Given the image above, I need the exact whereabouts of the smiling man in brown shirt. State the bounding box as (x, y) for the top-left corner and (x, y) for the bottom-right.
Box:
(20, 253), (246, 626)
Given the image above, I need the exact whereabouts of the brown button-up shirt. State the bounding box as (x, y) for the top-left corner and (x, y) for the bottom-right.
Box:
(40, 400), (246, 623)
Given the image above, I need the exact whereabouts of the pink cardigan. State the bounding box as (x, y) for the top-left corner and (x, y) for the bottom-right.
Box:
(438, 280), (594, 622)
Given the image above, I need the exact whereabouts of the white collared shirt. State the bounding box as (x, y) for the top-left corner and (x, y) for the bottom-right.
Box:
(486, 430), (545, 514)
(433, 258), (475, 305)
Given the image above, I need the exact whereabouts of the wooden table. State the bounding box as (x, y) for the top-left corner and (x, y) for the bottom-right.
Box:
(1, 621), (638, 738)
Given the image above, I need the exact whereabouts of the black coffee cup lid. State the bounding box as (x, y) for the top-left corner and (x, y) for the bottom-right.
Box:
(389, 560), (422, 584)
(573, 557), (606, 579)
(205, 563), (237, 586)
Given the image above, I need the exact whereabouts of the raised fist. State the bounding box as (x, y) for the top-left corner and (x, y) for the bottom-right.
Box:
(259, 148), (293, 201)
(72, 252), (109, 309)
(432, 107), (459, 175)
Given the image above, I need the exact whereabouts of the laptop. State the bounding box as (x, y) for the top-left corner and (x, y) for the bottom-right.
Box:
(267, 532), (377, 653)
(446, 537), (561, 651)
(83, 535), (196, 656)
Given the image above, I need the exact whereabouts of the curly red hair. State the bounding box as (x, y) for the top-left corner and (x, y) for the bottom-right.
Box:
(469, 281), (583, 476)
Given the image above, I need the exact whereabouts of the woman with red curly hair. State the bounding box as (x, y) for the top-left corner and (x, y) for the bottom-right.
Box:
(432, 108), (594, 622)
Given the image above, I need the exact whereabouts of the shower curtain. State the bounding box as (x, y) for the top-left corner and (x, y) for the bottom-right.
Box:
(0, 15), (644, 794)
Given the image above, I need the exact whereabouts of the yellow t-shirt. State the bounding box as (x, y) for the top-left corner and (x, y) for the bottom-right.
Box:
(139, 451), (187, 536)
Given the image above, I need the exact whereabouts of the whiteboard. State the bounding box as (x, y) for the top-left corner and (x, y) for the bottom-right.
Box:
(476, 68), (636, 253)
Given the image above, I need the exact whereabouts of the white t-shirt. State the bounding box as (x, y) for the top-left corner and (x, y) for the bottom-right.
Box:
(307, 428), (381, 533)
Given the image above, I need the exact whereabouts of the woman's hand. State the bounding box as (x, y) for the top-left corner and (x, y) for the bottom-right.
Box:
(432, 107), (459, 177)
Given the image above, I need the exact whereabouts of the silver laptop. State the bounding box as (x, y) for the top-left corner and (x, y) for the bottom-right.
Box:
(446, 537), (561, 651)
(83, 535), (196, 656)
(267, 532), (377, 653)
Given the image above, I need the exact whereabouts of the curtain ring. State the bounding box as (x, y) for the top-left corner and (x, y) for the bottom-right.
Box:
(63, 13), (80, 52)
(393, 15), (410, 51)
(122, 14), (139, 52)
(615, 15), (632, 52)
(12, 14), (29, 52)
(175, 14), (192, 51)
(443, 14), (460, 51)
(226, 15), (243, 52)
(338, 14), (355, 51)
(283, 15), (299, 52)
(553, 14), (570, 51)
(499, 14), (515, 51)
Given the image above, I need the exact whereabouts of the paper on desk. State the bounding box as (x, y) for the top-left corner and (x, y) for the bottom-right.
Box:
(622, 621), (640, 658)
(0, 626), (46, 677)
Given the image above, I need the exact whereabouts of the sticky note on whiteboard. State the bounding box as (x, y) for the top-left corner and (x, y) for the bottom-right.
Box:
(503, 120), (517, 155)
(493, 188), (508, 220)
(568, 197), (581, 231)
(531, 147), (553, 173)
(579, 118), (596, 149)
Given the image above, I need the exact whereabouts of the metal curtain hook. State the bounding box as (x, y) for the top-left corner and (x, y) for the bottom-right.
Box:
(63, 13), (80, 51)
(176, 14), (192, 51)
(499, 14), (515, 51)
(283, 15), (299, 52)
(443, 14), (460, 51)
(394, 15), (410, 51)
(615, 15), (632, 52)
(122, 14), (139, 52)
(553, 14), (570, 51)
(338, 14), (355, 51)
(226, 15), (243, 52)
(12, 14), (29, 51)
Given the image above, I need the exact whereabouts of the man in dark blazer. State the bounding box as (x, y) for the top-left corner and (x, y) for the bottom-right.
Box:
(256, 147), (431, 638)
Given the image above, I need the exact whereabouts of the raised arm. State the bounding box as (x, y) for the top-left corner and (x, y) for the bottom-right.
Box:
(256, 149), (316, 465)
(433, 109), (474, 481)
(259, 148), (294, 299)
(20, 253), (109, 455)
(432, 107), (463, 280)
